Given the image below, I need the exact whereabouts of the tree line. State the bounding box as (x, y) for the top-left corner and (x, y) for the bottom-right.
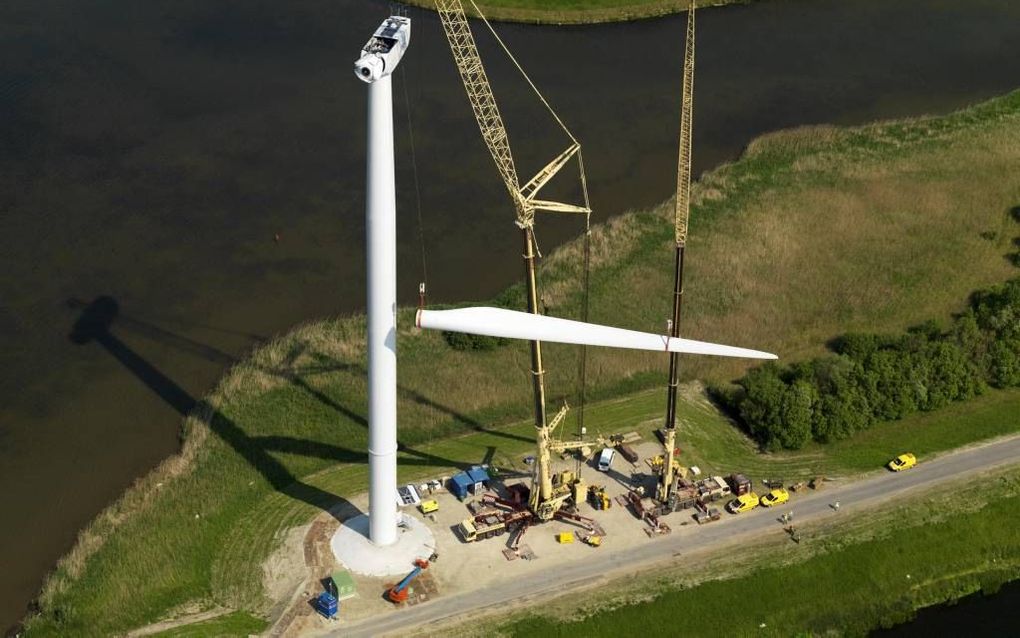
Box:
(719, 278), (1020, 451)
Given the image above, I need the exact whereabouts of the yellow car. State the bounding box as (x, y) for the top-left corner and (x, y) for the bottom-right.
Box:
(888, 453), (917, 472)
(727, 492), (760, 514)
(760, 488), (790, 508)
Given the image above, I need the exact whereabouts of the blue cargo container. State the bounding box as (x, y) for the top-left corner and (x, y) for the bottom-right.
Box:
(316, 591), (338, 618)
(467, 466), (490, 491)
(449, 472), (473, 500)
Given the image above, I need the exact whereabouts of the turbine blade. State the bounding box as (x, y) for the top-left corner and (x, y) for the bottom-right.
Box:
(416, 307), (777, 360)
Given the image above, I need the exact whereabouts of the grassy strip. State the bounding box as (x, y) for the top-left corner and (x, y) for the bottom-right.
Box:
(150, 611), (266, 637)
(495, 469), (1020, 637)
(401, 0), (752, 26)
(21, 92), (1020, 636)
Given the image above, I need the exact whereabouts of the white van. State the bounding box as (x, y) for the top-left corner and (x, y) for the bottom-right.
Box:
(597, 447), (615, 472)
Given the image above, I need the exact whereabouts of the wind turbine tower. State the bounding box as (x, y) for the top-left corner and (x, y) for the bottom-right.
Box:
(354, 16), (411, 547)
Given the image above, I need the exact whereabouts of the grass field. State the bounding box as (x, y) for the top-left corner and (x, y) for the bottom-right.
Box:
(495, 467), (1020, 636)
(21, 92), (1020, 636)
(403, 0), (748, 25)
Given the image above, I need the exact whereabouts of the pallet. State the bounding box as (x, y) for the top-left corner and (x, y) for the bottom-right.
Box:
(502, 548), (519, 561)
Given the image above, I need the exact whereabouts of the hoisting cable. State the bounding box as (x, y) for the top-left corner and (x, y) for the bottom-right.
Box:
(400, 5), (437, 462)
(471, 1), (577, 144)
(398, 47), (429, 305)
(575, 150), (592, 474)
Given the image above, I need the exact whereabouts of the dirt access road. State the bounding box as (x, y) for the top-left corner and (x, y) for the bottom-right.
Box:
(331, 435), (1020, 637)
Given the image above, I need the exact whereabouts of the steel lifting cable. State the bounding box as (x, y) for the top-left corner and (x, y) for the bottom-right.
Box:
(398, 41), (429, 302)
(576, 152), (592, 467)
(471, 0), (593, 218)
(401, 5), (437, 461)
(472, 0), (596, 455)
(471, 0), (578, 146)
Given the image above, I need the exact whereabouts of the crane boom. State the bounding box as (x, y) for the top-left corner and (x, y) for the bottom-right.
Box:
(436, 0), (525, 221)
(436, 0), (593, 520)
(674, 0), (696, 247)
(659, 0), (696, 504)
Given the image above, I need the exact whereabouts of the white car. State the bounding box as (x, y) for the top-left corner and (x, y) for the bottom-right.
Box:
(597, 447), (616, 472)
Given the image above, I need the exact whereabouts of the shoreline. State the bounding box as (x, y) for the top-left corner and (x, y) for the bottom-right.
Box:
(401, 0), (757, 26)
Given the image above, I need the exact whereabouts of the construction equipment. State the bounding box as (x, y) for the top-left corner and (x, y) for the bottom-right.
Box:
(693, 502), (722, 525)
(615, 442), (639, 465)
(588, 484), (611, 511)
(580, 532), (603, 547)
(419, 499), (439, 514)
(386, 558), (430, 604)
(436, 0), (597, 525)
(696, 475), (732, 502)
(557, 531), (575, 544)
(657, 0), (697, 508)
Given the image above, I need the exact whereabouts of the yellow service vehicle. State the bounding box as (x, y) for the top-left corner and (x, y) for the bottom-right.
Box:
(760, 488), (789, 508)
(419, 499), (439, 514)
(888, 453), (917, 472)
(727, 492), (760, 514)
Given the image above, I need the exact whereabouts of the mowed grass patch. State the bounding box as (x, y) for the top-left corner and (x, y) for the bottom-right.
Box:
(496, 469), (1020, 637)
(23, 92), (1020, 636)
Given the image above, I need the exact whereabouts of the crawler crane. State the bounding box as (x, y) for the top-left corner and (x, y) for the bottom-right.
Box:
(657, 0), (697, 508)
(436, 0), (597, 524)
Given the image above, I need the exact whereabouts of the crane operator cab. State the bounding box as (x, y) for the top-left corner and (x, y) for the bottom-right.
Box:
(597, 447), (616, 472)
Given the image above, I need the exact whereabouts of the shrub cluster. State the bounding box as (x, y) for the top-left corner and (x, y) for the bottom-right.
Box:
(725, 278), (1020, 450)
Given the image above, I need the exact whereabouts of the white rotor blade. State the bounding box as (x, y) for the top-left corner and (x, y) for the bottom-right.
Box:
(416, 307), (777, 360)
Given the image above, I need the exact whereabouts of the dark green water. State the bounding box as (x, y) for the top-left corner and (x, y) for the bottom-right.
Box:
(3, 0), (1020, 631)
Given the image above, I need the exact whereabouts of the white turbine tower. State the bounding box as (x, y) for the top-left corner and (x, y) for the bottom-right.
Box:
(355, 16), (411, 547)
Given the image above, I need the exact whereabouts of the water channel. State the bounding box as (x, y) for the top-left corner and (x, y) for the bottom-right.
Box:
(3, 0), (1020, 631)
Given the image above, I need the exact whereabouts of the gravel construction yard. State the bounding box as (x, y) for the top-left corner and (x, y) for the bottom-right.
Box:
(259, 434), (1020, 637)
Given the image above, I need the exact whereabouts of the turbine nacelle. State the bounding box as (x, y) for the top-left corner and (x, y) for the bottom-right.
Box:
(355, 16), (411, 83)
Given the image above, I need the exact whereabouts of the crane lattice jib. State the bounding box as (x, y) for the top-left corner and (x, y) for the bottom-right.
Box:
(674, 3), (696, 246)
(436, 0), (531, 227)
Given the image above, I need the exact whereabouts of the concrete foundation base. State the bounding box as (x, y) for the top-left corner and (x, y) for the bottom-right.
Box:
(330, 512), (436, 577)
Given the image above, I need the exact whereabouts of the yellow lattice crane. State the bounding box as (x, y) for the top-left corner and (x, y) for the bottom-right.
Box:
(657, 0), (697, 505)
(436, 0), (593, 520)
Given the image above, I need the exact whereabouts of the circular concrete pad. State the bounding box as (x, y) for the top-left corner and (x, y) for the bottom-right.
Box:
(331, 512), (436, 577)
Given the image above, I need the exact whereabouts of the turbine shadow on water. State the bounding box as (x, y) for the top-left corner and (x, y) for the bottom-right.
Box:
(67, 296), (506, 520)
(68, 295), (363, 520)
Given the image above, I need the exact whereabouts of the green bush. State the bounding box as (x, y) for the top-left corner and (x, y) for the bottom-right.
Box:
(728, 278), (1020, 450)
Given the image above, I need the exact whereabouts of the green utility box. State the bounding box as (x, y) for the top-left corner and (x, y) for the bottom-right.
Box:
(328, 570), (357, 600)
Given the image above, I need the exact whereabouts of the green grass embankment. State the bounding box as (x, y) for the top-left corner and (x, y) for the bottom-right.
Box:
(495, 467), (1020, 637)
(403, 1), (742, 25)
(22, 91), (1020, 636)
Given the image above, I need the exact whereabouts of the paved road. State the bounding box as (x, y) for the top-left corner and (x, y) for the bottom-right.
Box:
(337, 435), (1020, 637)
